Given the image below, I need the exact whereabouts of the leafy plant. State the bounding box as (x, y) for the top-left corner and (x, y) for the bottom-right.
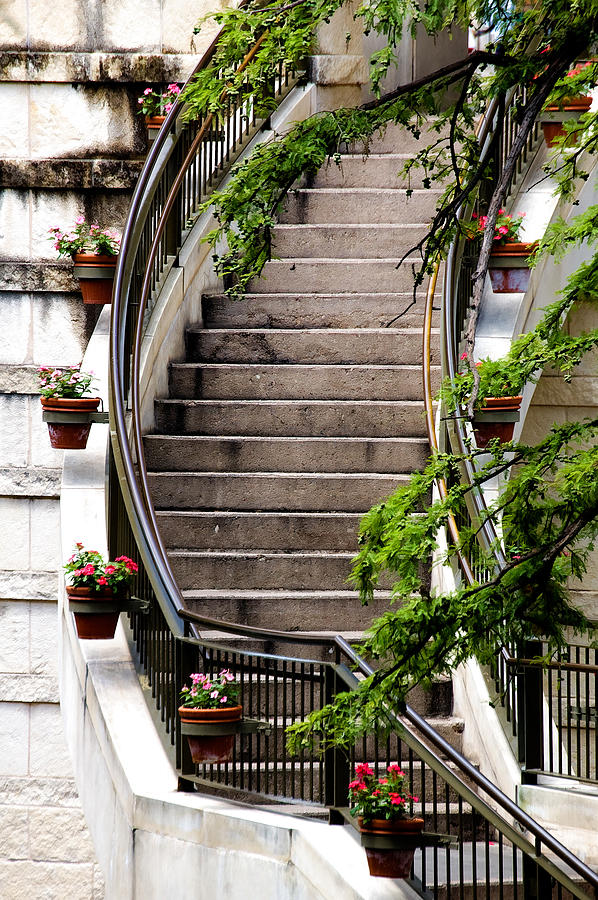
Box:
(38, 366), (96, 399)
(49, 217), (121, 258)
(179, 670), (240, 709)
(465, 210), (526, 244)
(349, 763), (419, 824)
(64, 545), (138, 594)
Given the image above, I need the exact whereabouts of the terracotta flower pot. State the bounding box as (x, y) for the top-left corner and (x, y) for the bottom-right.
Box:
(541, 95), (593, 147)
(66, 585), (121, 640)
(473, 395), (522, 448)
(358, 816), (425, 878)
(145, 115), (166, 142)
(488, 242), (536, 293)
(72, 253), (117, 304)
(178, 705), (243, 764)
(40, 396), (101, 449)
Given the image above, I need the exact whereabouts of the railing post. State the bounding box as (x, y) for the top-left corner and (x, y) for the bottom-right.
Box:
(323, 658), (350, 810)
(164, 137), (183, 260)
(518, 640), (544, 783)
(176, 634), (197, 785)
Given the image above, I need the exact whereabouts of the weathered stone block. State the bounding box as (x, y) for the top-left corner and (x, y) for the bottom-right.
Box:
(30, 600), (60, 677)
(31, 294), (94, 367)
(0, 84), (29, 158)
(0, 499), (29, 568)
(30, 499), (61, 572)
(0, 0), (27, 51)
(0, 50), (194, 83)
(0, 775), (80, 808)
(0, 264), (77, 293)
(0, 296), (31, 366)
(29, 807), (96, 862)
(92, 864), (105, 899)
(102, 0), (161, 52)
(0, 570), (58, 602)
(0, 674), (58, 704)
(28, 0), (90, 51)
(0, 396), (29, 466)
(30, 399), (65, 469)
(0, 365), (41, 394)
(0, 860), (94, 899)
(29, 703), (71, 777)
(29, 84), (138, 158)
(0, 191), (30, 259)
(162, 0), (222, 54)
(0, 806), (29, 859)
(0, 703), (29, 775)
(0, 602), (30, 674)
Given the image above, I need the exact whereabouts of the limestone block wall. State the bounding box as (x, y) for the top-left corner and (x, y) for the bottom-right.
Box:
(0, 1), (222, 895)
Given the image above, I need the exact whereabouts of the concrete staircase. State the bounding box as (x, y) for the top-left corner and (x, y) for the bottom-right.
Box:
(145, 122), (441, 635)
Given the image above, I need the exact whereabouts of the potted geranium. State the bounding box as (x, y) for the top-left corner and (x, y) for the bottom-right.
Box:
(178, 669), (242, 764)
(38, 366), (101, 450)
(349, 762), (423, 878)
(541, 60), (594, 147)
(49, 216), (120, 304)
(468, 210), (536, 292)
(137, 83), (181, 137)
(64, 544), (138, 639)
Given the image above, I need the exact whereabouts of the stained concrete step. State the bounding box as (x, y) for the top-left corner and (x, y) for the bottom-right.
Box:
(168, 363), (437, 401)
(145, 435), (430, 474)
(280, 188), (441, 225)
(155, 510), (362, 550)
(341, 122), (449, 155)
(305, 154), (427, 190)
(182, 589), (390, 630)
(202, 292), (439, 329)
(186, 328), (435, 365)
(169, 549), (361, 591)
(272, 223), (428, 259)
(148, 471), (408, 511)
(152, 399), (428, 437)
(249, 259), (430, 294)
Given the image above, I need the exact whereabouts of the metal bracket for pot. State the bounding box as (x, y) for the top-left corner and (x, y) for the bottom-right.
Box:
(472, 409), (520, 425)
(180, 718), (273, 737)
(72, 264), (116, 279)
(329, 807), (456, 849)
(68, 597), (150, 615)
(42, 410), (109, 424)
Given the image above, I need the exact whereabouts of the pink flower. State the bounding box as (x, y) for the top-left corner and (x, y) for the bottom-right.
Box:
(220, 696), (227, 704)
(164, 103), (172, 113)
(105, 565), (116, 575)
(167, 84), (181, 94)
(210, 690), (218, 699)
(82, 564), (95, 575)
(75, 215), (85, 225)
(355, 763), (374, 777)
(387, 764), (404, 775)
(460, 351), (468, 360)
(143, 87), (153, 95)
(138, 98), (145, 104)
(348, 780), (367, 791)
(98, 576), (107, 586)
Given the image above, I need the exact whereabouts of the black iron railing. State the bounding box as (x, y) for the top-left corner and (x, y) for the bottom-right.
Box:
(107, 18), (598, 898)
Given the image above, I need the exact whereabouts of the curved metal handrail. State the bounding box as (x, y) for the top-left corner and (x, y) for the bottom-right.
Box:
(107, 31), (598, 892)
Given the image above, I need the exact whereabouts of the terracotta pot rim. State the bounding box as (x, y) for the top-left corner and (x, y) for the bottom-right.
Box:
(481, 395), (523, 406)
(178, 704), (243, 721)
(73, 252), (118, 263)
(145, 115), (166, 126)
(490, 241), (537, 256)
(40, 396), (101, 410)
(358, 816), (425, 834)
(66, 585), (117, 600)
(545, 95), (593, 112)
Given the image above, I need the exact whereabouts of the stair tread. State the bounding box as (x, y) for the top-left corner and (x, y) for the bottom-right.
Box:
(147, 435), (429, 443)
(182, 589), (389, 599)
(187, 326), (436, 334)
(155, 398), (426, 406)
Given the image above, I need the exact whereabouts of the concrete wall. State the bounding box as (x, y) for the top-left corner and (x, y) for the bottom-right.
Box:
(0, 1), (219, 895)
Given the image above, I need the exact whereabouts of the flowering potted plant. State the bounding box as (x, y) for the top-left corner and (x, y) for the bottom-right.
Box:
(38, 366), (101, 450)
(470, 358), (523, 447)
(468, 210), (535, 292)
(349, 762), (423, 878)
(137, 84), (181, 137)
(49, 216), (121, 304)
(64, 544), (138, 639)
(541, 60), (594, 147)
(178, 669), (242, 764)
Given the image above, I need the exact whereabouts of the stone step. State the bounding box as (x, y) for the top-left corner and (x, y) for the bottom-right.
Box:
(272, 223), (428, 259)
(148, 471), (408, 511)
(182, 590), (390, 631)
(341, 122), (449, 155)
(202, 292), (440, 329)
(156, 510), (363, 550)
(168, 362), (437, 401)
(152, 399), (428, 437)
(186, 328), (435, 366)
(249, 259), (430, 294)
(280, 188), (440, 225)
(171, 549), (366, 592)
(145, 436), (429, 474)
(304, 154), (425, 190)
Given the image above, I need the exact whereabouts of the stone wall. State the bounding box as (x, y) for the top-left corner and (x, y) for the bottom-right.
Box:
(0, 1), (219, 895)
